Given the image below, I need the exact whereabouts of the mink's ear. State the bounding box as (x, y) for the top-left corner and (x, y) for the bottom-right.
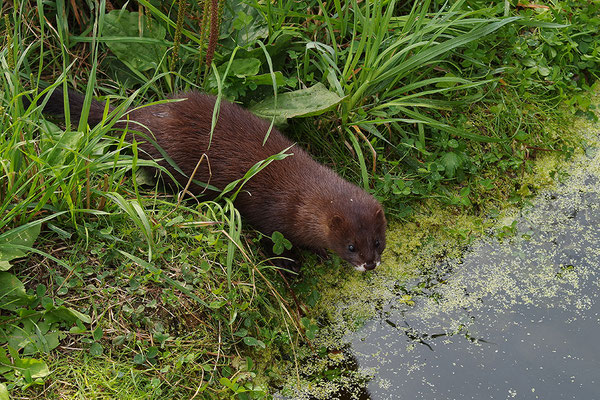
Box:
(329, 215), (344, 231)
(375, 208), (386, 225)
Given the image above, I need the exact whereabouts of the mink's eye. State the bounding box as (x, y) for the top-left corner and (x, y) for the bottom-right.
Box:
(374, 239), (380, 248)
(348, 244), (356, 252)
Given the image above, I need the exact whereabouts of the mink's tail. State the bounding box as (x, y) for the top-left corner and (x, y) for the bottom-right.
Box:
(24, 88), (111, 127)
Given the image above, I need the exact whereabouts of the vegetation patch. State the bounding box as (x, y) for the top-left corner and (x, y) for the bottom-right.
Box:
(283, 87), (600, 397)
(1, 0), (599, 398)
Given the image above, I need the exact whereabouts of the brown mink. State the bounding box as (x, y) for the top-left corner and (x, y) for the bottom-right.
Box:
(33, 89), (387, 271)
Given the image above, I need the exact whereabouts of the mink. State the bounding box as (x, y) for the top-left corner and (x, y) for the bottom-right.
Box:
(30, 89), (387, 271)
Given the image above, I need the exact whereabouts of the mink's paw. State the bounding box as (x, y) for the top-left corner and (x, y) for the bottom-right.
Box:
(313, 248), (330, 261)
(274, 257), (302, 278)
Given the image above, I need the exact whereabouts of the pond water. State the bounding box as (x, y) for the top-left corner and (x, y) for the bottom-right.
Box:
(283, 123), (600, 399)
(343, 132), (600, 399)
(348, 189), (600, 399)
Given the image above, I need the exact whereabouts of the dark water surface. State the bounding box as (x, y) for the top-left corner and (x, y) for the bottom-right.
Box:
(344, 151), (600, 399)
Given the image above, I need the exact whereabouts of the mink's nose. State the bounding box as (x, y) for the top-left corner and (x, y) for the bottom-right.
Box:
(364, 263), (377, 271)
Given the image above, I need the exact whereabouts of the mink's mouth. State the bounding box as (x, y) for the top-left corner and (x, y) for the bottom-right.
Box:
(354, 264), (367, 272)
(353, 260), (381, 272)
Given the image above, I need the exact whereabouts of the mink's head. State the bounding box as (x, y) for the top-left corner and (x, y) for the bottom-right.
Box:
(327, 197), (387, 272)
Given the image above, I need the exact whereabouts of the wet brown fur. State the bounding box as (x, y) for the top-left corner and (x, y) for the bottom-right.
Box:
(37, 90), (387, 270)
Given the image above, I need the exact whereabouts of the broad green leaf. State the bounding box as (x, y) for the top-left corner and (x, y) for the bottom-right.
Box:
(230, 58), (261, 77)
(90, 342), (104, 357)
(42, 332), (61, 353)
(146, 347), (158, 359)
(7, 330), (32, 351)
(0, 223), (42, 270)
(112, 335), (126, 346)
(250, 83), (345, 124)
(103, 10), (167, 72)
(65, 307), (92, 324)
(220, 377), (238, 391)
(220, 1), (268, 49)
(92, 326), (103, 341)
(46, 306), (92, 324)
(0, 383), (8, 400)
(14, 358), (50, 379)
(0, 273), (30, 310)
(16, 330), (62, 355)
(135, 167), (157, 186)
(44, 129), (84, 166)
(246, 71), (286, 86)
(209, 300), (228, 309)
(153, 332), (170, 344)
(243, 336), (266, 348)
(133, 353), (145, 364)
(234, 328), (248, 337)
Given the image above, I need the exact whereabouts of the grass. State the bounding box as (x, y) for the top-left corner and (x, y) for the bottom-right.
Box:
(2, 54), (299, 400)
(1, 0), (599, 398)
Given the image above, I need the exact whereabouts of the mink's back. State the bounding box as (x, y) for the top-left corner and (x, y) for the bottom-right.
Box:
(123, 92), (295, 189)
(124, 92), (360, 245)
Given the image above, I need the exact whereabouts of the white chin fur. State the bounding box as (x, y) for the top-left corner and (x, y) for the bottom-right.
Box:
(353, 261), (381, 272)
(354, 264), (367, 272)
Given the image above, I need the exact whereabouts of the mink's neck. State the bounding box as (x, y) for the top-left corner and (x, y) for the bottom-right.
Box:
(293, 187), (337, 249)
